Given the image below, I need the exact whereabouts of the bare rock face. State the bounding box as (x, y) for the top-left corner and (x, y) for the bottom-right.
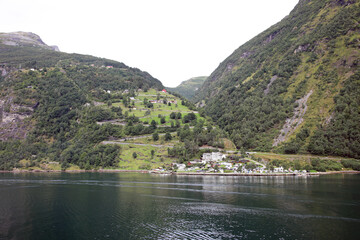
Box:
(0, 32), (60, 51)
(333, 0), (356, 6)
(263, 30), (280, 45)
(294, 44), (310, 54)
(273, 90), (313, 146)
(0, 97), (34, 141)
(264, 75), (278, 95)
(50, 45), (60, 52)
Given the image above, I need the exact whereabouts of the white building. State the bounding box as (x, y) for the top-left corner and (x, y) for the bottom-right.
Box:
(202, 152), (226, 162)
(274, 167), (284, 173)
(173, 163), (186, 171)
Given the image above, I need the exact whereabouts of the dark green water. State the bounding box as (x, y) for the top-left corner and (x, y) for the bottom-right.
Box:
(0, 173), (359, 240)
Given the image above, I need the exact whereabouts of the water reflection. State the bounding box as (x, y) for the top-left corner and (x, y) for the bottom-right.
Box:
(0, 173), (359, 240)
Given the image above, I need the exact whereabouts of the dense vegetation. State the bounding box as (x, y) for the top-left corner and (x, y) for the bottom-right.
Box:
(195, 0), (360, 158)
(0, 64), (224, 170)
(308, 71), (360, 158)
(0, 44), (163, 90)
(0, 68), (123, 170)
(168, 76), (207, 100)
(0, 39), (165, 170)
(266, 158), (345, 172)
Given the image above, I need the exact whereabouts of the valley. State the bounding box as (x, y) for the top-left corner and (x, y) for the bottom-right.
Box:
(1, 0), (360, 174)
(1, 2), (360, 240)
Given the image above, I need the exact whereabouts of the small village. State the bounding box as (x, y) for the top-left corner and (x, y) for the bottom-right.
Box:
(152, 152), (308, 175)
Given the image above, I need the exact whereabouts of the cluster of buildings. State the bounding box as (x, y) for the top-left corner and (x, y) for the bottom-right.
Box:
(171, 152), (306, 174)
(172, 152), (251, 173)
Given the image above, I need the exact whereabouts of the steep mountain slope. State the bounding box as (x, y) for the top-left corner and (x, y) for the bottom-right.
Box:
(168, 76), (207, 100)
(196, 0), (360, 158)
(0, 32), (164, 169)
(0, 32), (228, 171)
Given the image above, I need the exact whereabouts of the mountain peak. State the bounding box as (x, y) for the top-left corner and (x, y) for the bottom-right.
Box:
(0, 31), (59, 51)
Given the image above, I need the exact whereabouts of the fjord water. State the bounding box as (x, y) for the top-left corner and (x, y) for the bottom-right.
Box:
(0, 173), (359, 240)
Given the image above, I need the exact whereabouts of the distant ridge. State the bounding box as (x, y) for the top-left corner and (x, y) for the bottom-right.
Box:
(0, 31), (59, 51)
(168, 76), (207, 100)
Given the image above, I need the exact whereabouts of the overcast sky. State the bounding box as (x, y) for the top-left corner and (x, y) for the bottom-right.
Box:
(2, 0), (298, 87)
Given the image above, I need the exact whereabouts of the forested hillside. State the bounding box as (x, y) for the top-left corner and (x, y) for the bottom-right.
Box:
(0, 33), (228, 170)
(196, 0), (360, 158)
(0, 34), (162, 170)
(168, 76), (207, 100)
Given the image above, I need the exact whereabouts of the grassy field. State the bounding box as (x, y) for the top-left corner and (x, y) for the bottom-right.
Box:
(117, 144), (175, 170)
(99, 89), (208, 170)
(252, 152), (355, 162)
(124, 132), (179, 145)
(110, 89), (203, 126)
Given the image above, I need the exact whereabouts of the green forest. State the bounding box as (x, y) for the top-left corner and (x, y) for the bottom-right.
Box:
(195, 0), (360, 158)
(1, 0), (360, 172)
(0, 65), (225, 170)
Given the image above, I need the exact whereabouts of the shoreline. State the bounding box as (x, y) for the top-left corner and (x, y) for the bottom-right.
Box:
(171, 170), (360, 176)
(0, 169), (359, 176)
(0, 169), (149, 173)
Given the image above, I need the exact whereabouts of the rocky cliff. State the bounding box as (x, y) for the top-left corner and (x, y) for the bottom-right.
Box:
(0, 32), (59, 51)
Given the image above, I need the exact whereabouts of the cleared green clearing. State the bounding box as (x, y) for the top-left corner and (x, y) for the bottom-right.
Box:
(125, 132), (179, 145)
(253, 152), (355, 162)
(118, 144), (175, 170)
(100, 89), (203, 170)
(110, 89), (203, 126)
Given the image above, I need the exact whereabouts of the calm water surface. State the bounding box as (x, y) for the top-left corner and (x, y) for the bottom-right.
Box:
(0, 172), (359, 240)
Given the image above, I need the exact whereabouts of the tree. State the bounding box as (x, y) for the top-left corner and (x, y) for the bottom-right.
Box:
(152, 132), (159, 141)
(146, 102), (153, 108)
(164, 132), (172, 141)
(132, 152), (137, 159)
(111, 106), (122, 118)
(151, 120), (157, 129)
(246, 162), (257, 170)
(151, 150), (155, 158)
(170, 112), (176, 119)
(240, 147), (246, 158)
(160, 117), (166, 124)
(183, 112), (196, 123)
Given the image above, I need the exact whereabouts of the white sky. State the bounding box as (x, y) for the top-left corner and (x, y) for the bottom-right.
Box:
(1, 0), (298, 87)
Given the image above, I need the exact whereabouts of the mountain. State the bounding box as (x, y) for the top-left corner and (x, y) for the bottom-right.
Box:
(168, 76), (207, 100)
(0, 32), (228, 171)
(0, 32), (165, 170)
(0, 32), (59, 51)
(195, 0), (360, 158)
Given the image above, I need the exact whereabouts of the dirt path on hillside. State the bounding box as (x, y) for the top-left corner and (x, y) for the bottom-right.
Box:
(102, 141), (172, 148)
